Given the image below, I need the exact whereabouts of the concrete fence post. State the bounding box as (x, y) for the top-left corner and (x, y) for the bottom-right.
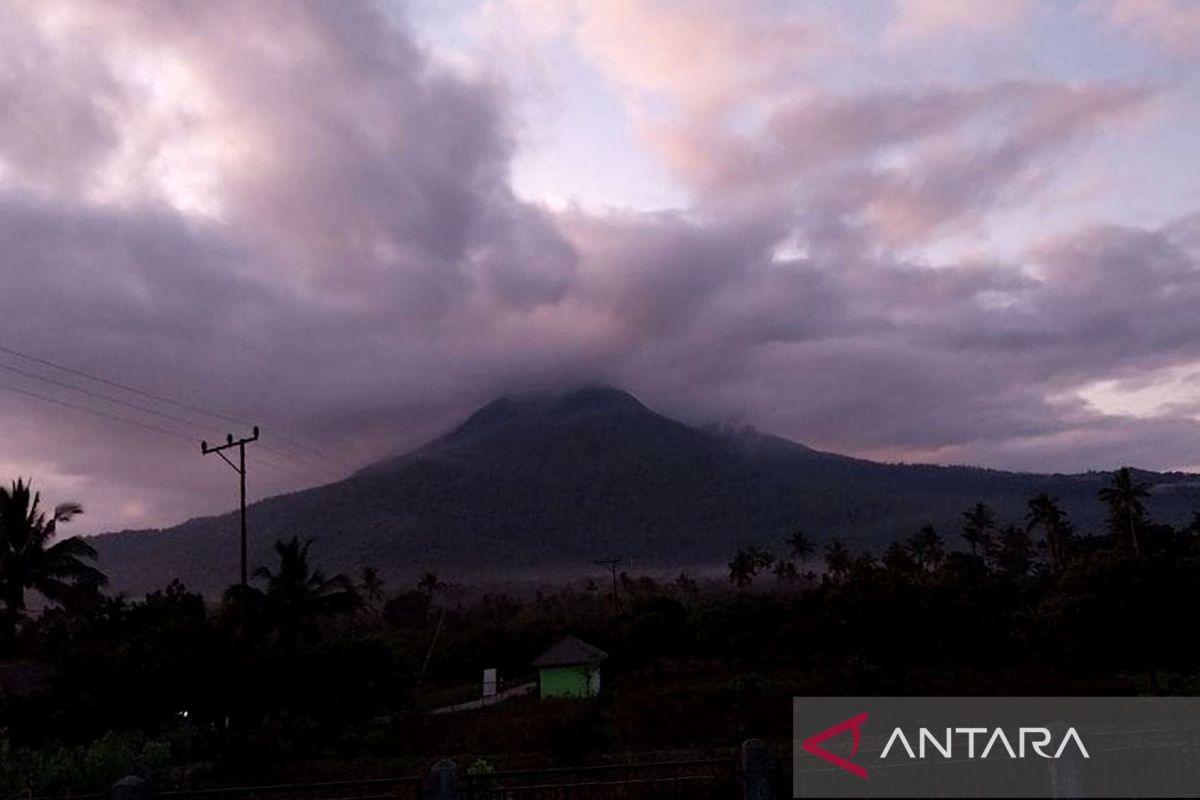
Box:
(739, 738), (775, 800)
(110, 775), (148, 800)
(426, 758), (463, 800)
(1047, 722), (1083, 799)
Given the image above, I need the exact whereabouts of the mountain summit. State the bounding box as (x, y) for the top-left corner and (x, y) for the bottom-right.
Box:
(464, 385), (649, 425)
(361, 385), (652, 474)
(90, 387), (1198, 595)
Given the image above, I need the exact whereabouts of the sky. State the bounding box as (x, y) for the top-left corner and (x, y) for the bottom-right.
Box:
(1, 0), (1199, 535)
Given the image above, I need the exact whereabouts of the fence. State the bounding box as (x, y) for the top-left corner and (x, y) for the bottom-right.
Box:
(457, 757), (737, 799)
(42, 741), (785, 800)
(158, 777), (424, 800)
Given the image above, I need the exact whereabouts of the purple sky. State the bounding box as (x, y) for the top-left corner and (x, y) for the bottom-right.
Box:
(1, 0), (1199, 535)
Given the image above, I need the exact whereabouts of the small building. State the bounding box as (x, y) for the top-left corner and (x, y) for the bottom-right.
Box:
(532, 635), (606, 699)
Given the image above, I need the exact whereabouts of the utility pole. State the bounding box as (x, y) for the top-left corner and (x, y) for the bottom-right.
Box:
(201, 426), (260, 594)
(595, 556), (622, 610)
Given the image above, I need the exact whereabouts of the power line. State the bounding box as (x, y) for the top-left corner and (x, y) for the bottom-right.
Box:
(0, 381), (197, 442)
(264, 435), (348, 470)
(0, 343), (349, 470)
(0, 360), (220, 433)
(0, 343), (246, 425)
(0, 380), (334, 483)
(256, 442), (342, 479)
(0, 358), (343, 481)
(252, 450), (329, 480)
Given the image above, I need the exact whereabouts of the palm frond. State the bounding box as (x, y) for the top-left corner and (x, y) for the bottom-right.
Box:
(53, 502), (84, 523)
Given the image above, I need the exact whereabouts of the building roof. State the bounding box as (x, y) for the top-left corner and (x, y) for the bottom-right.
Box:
(532, 635), (607, 667)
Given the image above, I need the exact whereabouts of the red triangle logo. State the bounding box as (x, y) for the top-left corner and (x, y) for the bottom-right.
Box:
(801, 711), (868, 779)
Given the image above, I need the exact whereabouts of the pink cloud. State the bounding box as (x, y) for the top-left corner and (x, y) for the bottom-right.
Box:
(0, 0), (1197, 535)
(648, 79), (1151, 249)
(886, 0), (1033, 41)
(570, 0), (825, 119)
(1104, 0), (1200, 53)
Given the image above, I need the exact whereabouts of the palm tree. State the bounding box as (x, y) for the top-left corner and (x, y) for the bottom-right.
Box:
(989, 524), (1035, 577)
(359, 566), (385, 609)
(0, 479), (105, 648)
(823, 538), (851, 581)
(728, 550), (753, 588)
(727, 546), (773, 588)
(1098, 467), (1150, 557)
(882, 541), (915, 573)
(253, 536), (359, 650)
(848, 551), (878, 581)
(907, 525), (945, 571)
(417, 571), (446, 599)
(773, 559), (800, 583)
(674, 572), (699, 594)
(961, 502), (996, 557)
(1026, 493), (1072, 570)
(787, 529), (814, 567)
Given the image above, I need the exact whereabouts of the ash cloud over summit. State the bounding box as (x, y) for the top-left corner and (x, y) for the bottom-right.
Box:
(0, 0), (1198, 533)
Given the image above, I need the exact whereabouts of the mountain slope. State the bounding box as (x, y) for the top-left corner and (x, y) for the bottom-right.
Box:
(90, 386), (1200, 594)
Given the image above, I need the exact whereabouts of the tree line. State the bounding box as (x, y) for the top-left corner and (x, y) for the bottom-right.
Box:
(726, 467), (1169, 587)
(2, 467), (1200, 794)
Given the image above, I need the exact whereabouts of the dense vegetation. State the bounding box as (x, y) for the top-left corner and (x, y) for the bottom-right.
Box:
(2, 467), (1199, 794)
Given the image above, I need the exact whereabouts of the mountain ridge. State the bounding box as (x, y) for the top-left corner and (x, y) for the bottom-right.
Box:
(89, 385), (1200, 595)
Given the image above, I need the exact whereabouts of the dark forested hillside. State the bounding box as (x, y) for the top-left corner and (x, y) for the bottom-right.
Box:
(89, 386), (1200, 594)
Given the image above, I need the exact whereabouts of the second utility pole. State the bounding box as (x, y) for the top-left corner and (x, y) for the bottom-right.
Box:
(201, 426), (260, 592)
(595, 556), (622, 611)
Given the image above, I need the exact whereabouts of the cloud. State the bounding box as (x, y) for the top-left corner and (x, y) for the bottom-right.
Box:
(572, 0), (827, 119)
(531, 1), (1154, 252)
(1103, 0), (1200, 54)
(0, 0), (1196, 535)
(0, 0), (584, 529)
(650, 80), (1153, 249)
(886, 0), (1033, 42)
(0, 4), (128, 196)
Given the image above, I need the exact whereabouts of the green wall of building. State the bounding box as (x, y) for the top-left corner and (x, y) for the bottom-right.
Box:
(538, 665), (594, 699)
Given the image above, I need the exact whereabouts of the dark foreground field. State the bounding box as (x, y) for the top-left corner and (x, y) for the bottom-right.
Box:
(4, 494), (1199, 796)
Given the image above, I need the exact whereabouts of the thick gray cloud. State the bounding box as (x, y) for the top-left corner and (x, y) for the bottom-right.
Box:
(0, 0), (1197, 535)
